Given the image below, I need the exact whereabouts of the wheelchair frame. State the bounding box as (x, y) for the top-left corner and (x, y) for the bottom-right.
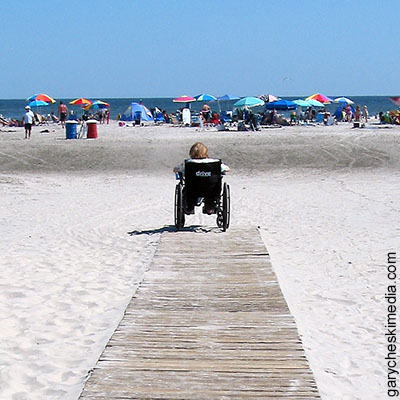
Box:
(174, 170), (230, 232)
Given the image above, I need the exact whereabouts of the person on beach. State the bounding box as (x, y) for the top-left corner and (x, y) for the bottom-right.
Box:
(345, 105), (352, 122)
(354, 105), (362, 122)
(23, 105), (35, 139)
(363, 105), (369, 123)
(58, 101), (68, 128)
(173, 142), (229, 214)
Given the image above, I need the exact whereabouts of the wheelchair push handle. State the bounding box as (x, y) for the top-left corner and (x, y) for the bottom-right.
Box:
(175, 172), (184, 181)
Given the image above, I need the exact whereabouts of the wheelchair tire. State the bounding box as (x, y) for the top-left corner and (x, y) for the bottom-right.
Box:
(174, 183), (185, 230)
(217, 182), (230, 231)
(222, 182), (230, 231)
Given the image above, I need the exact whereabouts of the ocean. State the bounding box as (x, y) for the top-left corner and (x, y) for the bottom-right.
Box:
(0, 96), (397, 121)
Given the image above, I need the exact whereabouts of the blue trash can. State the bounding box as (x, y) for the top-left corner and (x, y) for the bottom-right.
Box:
(66, 121), (78, 139)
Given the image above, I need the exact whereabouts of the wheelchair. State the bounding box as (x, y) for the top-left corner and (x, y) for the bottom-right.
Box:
(174, 160), (230, 231)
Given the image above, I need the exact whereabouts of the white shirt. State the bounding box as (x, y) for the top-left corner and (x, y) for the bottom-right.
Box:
(24, 110), (34, 124)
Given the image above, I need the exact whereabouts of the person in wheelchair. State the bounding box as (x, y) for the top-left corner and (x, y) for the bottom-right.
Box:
(173, 142), (229, 215)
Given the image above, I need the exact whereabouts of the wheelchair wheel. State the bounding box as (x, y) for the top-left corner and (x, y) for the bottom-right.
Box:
(174, 183), (185, 230)
(217, 182), (230, 231)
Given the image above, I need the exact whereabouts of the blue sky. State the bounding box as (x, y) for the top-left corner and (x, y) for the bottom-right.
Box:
(0, 0), (398, 99)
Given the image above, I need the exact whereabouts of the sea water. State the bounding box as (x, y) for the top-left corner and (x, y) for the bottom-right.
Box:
(0, 96), (397, 120)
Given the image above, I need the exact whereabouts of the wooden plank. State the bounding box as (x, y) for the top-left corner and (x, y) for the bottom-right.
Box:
(80, 228), (320, 399)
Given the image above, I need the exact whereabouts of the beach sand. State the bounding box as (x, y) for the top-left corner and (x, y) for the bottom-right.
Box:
(0, 121), (399, 399)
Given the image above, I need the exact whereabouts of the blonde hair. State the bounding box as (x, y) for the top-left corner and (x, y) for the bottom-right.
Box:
(189, 142), (209, 159)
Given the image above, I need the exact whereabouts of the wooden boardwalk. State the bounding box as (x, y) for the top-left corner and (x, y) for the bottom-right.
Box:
(80, 228), (320, 399)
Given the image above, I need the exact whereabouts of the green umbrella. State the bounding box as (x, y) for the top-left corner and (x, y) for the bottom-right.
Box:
(234, 97), (264, 109)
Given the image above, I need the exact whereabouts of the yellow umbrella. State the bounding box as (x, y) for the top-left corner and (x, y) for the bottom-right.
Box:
(70, 98), (93, 106)
(27, 93), (56, 103)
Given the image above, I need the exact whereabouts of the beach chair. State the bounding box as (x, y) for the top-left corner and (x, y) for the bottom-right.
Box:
(155, 112), (165, 124)
(219, 111), (232, 124)
(174, 160), (230, 231)
(182, 108), (191, 126)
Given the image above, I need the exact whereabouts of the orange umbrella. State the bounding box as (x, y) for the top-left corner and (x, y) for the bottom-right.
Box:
(70, 98), (93, 106)
(84, 100), (109, 110)
(27, 93), (56, 103)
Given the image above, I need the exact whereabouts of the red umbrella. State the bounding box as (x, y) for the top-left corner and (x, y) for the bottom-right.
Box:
(305, 93), (333, 104)
(27, 93), (56, 103)
(173, 95), (196, 103)
(389, 97), (400, 106)
(70, 98), (93, 106)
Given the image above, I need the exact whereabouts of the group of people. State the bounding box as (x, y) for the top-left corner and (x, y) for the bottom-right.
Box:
(21, 101), (112, 138)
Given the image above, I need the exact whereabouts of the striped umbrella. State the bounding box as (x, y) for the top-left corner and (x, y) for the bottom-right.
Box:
(333, 97), (354, 105)
(305, 93), (333, 104)
(84, 100), (109, 110)
(194, 94), (217, 102)
(27, 93), (56, 104)
(70, 98), (93, 106)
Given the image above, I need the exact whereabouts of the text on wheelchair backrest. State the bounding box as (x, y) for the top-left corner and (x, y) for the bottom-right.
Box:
(196, 171), (212, 177)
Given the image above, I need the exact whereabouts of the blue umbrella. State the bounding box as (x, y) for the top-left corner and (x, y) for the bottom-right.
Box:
(307, 99), (325, 107)
(85, 100), (110, 110)
(28, 100), (49, 107)
(217, 94), (240, 101)
(293, 99), (311, 107)
(216, 94), (240, 112)
(195, 93), (217, 102)
(234, 97), (264, 109)
(264, 99), (297, 110)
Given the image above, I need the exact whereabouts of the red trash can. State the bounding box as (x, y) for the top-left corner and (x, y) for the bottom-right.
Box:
(86, 120), (98, 139)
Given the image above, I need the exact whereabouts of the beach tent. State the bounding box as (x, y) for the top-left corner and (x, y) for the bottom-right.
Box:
(334, 104), (355, 121)
(121, 102), (153, 122)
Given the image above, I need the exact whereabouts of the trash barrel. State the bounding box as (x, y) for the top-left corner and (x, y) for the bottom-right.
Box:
(65, 120), (78, 139)
(86, 120), (98, 139)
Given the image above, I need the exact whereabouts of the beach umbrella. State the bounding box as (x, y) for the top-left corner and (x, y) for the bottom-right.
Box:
(293, 99), (311, 107)
(258, 94), (279, 103)
(28, 100), (49, 117)
(333, 97), (354, 105)
(307, 99), (325, 107)
(389, 97), (400, 107)
(216, 94), (240, 112)
(84, 100), (109, 110)
(234, 97), (264, 109)
(28, 100), (49, 107)
(217, 94), (240, 101)
(305, 93), (333, 104)
(70, 98), (93, 106)
(264, 99), (297, 110)
(194, 94), (217, 102)
(173, 95), (196, 103)
(27, 93), (56, 104)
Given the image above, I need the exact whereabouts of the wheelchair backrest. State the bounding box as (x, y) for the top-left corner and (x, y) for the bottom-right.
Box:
(184, 160), (222, 198)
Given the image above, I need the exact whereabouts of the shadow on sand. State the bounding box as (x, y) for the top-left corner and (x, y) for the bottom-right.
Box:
(128, 225), (220, 236)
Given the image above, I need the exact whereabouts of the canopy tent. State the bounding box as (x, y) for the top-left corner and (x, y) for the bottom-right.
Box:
(121, 102), (153, 122)
(264, 99), (297, 110)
